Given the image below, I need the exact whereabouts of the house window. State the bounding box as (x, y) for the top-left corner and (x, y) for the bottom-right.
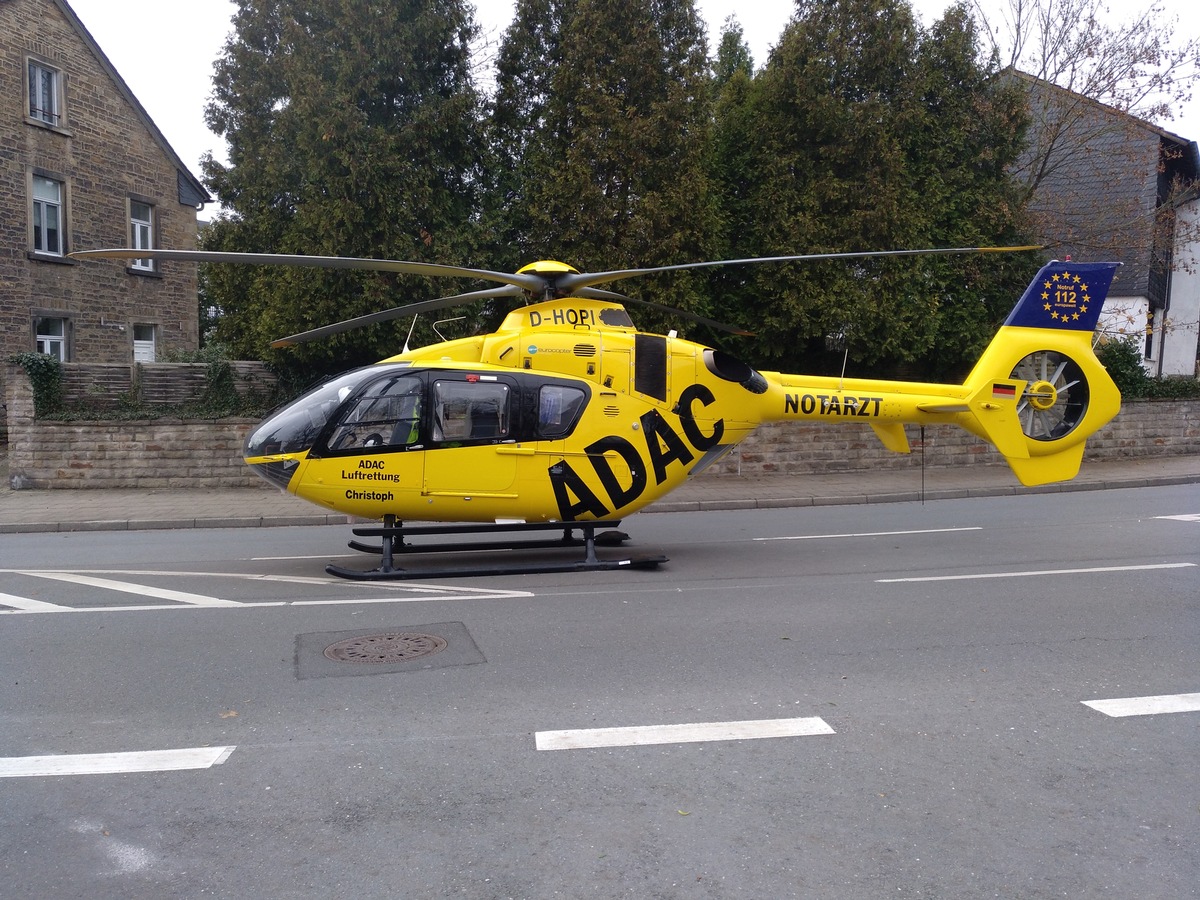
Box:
(133, 324), (157, 362)
(130, 200), (154, 271)
(28, 60), (62, 126)
(35, 317), (68, 361)
(32, 176), (64, 256)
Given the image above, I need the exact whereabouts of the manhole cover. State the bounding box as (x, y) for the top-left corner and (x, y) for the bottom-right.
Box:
(323, 632), (448, 664)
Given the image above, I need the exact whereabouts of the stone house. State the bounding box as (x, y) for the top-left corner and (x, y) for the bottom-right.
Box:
(1013, 72), (1200, 377)
(0, 0), (209, 381)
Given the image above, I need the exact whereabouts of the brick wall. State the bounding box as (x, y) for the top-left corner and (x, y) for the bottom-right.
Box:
(5, 363), (267, 489)
(6, 364), (1199, 490)
(705, 399), (1199, 477)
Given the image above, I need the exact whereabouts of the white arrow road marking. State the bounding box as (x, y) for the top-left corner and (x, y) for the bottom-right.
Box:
(877, 562), (1196, 583)
(535, 716), (835, 751)
(0, 746), (234, 778)
(18, 572), (243, 606)
(1082, 692), (1200, 718)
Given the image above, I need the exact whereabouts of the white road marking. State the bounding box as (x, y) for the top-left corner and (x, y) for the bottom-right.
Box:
(1155, 514), (1200, 523)
(877, 562), (1196, 583)
(18, 572), (243, 607)
(0, 569), (534, 613)
(251, 555), (354, 561)
(0, 592), (68, 612)
(0, 746), (234, 778)
(1082, 692), (1200, 718)
(287, 593), (529, 605)
(535, 716), (835, 751)
(755, 526), (982, 542)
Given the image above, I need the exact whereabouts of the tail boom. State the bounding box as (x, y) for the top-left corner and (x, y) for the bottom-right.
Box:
(759, 261), (1122, 486)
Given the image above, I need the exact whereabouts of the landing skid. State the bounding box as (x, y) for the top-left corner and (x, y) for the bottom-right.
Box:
(326, 517), (668, 580)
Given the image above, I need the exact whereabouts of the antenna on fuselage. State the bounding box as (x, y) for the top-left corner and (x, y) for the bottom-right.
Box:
(403, 316), (418, 354)
(433, 317), (465, 343)
(827, 323), (852, 391)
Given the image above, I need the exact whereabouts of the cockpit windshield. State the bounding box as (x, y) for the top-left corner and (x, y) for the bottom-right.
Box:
(244, 366), (379, 458)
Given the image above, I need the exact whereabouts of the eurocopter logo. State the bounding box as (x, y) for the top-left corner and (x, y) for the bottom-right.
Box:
(1040, 269), (1091, 327)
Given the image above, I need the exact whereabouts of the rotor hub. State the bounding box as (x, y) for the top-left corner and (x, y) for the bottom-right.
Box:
(1027, 379), (1058, 411)
(516, 260), (580, 276)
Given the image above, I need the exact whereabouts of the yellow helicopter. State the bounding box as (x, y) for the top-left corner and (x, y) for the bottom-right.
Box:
(74, 247), (1122, 579)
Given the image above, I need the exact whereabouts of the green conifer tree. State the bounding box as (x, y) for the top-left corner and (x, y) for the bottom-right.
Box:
(201, 0), (486, 373)
(488, 0), (717, 331)
(714, 0), (1034, 378)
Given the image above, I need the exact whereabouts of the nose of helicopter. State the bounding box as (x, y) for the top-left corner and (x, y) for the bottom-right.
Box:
(242, 365), (377, 490)
(243, 449), (308, 491)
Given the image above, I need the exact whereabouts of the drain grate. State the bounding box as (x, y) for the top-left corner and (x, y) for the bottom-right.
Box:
(323, 632), (448, 664)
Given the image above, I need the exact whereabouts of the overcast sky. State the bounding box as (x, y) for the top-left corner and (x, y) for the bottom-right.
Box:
(64, 0), (1199, 192)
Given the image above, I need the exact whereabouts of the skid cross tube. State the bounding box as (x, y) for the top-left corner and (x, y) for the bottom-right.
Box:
(326, 517), (668, 580)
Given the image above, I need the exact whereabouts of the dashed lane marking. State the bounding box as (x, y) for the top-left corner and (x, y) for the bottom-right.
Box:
(535, 716), (836, 751)
(1155, 514), (1200, 523)
(877, 562), (1196, 583)
(1082, 692), (1200, 718)
(754, 526), (982, 542)
(0, 746), (234, 778)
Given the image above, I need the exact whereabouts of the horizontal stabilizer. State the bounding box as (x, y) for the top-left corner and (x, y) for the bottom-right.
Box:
(916, 402), (970, 413)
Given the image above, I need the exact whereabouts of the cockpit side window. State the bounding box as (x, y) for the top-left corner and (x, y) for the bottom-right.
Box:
(536, 384), (586, 438)
(325, 374), (423, 452)
(432, 380), (511, 443)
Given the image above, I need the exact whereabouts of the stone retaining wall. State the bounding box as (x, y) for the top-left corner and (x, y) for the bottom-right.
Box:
(5, 364), (1199, 489)
(5, 364), (262, 489)
(705, 397), (1200, 477)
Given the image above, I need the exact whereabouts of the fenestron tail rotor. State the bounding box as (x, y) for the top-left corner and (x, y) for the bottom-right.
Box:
(1010, 350), (1091, 441)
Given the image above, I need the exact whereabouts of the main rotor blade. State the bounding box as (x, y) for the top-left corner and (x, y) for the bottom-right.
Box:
(270, 285), (524, 348)
(556, 245), (1045, 292)
(70, 248), (544, 292)
(579, 288), (754, 336)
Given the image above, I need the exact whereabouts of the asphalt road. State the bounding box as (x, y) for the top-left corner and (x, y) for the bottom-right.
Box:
(2, 486), (1198, 899)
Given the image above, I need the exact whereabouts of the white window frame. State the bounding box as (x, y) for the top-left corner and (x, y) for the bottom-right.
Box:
(35, 316), (68, 361)
(32, 175), (65, 256)
(27, 59), (62, 127)
(130, 200), (155, 271)
(133, 324), (157, 362)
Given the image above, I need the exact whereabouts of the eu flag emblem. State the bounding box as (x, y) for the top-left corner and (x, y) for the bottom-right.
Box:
(1004, 261), (1120, 332)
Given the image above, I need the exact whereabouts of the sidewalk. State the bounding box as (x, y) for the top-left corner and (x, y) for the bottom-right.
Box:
(3, 454), (1198, 534)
